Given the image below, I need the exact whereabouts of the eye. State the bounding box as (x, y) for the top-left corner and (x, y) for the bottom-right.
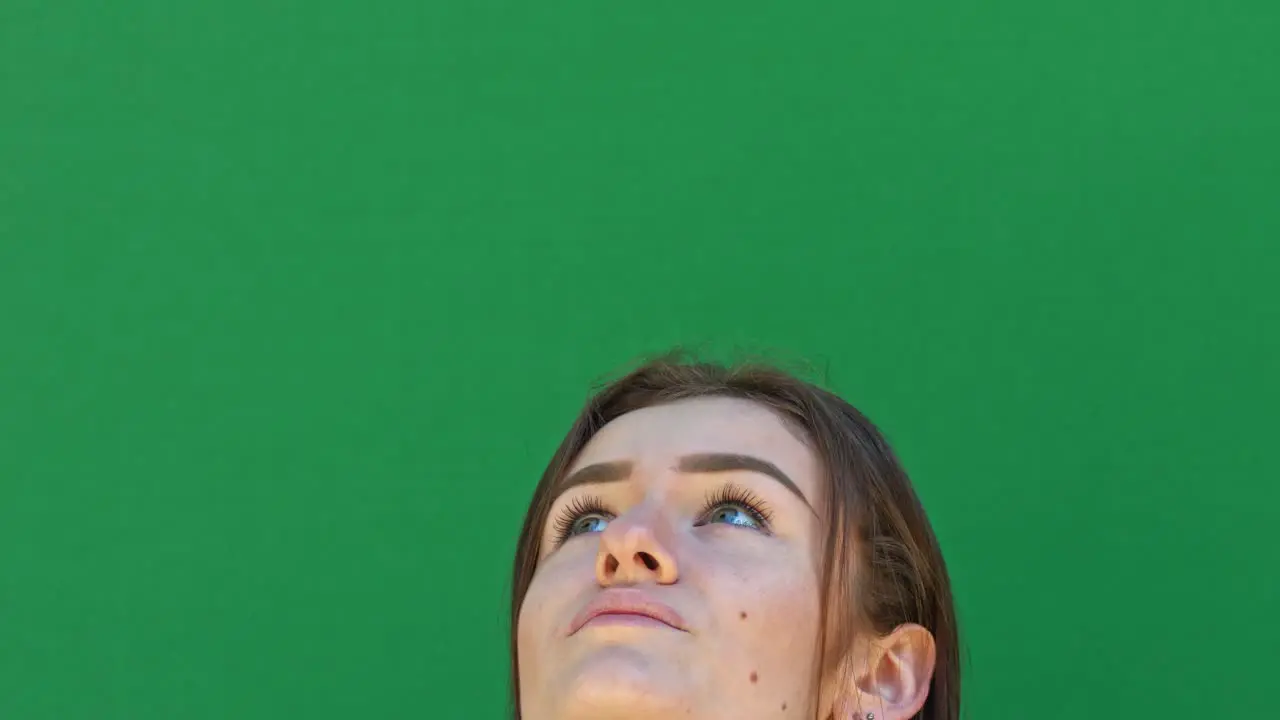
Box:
(568, 514), (611, 536)
(551, 495), (614, 546)
(695, 483), (773, 533)
(703, 504), (762, 528)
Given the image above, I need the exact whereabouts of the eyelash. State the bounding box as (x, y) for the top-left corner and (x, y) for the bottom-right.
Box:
(551, 495), (611, 546)
(549, 483), (775, 547)
(702, 483), (774, 529)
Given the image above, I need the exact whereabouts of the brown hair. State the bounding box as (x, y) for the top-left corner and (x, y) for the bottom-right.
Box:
(509, 352), (960, 719)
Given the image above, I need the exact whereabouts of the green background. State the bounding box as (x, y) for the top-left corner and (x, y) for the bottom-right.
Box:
(3, 1), (1277, 717)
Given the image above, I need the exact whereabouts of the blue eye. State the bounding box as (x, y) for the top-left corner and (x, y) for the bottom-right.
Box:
(552, 496), (615, 546)
(704, 504), (762, 528)
(695, 484), (773, 533)
(550, 485), (773, 549)
(569, 514), (610, 536)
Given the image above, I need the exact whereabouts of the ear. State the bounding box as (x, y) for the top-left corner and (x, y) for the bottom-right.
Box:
(834, 623), (936, 720)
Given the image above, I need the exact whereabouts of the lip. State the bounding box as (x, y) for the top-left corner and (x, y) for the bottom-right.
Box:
(568, 589), (689, 635)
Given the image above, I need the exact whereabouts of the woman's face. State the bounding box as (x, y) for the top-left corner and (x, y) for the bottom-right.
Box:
(517, 397), (827, 720)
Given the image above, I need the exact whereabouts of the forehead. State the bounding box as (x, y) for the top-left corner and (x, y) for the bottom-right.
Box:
(570, 396), (821, 485)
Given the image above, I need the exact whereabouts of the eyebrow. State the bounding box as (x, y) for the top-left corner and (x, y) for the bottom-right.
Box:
(558, 452), (815, 513)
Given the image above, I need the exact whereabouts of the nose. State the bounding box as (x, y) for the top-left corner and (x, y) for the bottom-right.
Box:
(595, 504), (680, 586)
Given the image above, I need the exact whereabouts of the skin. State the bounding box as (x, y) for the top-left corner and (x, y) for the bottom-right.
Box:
(516, 397), (935, 720)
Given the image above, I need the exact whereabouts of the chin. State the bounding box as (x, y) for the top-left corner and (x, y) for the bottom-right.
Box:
(556, 645), (694, 720)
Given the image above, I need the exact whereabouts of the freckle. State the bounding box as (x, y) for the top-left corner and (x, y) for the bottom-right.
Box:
(739, 611), (747, 619)
(782, 702), (788, 710)
(749, 671), (758, 683)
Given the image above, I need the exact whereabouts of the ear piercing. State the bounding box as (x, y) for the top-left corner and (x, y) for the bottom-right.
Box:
(865, 714), (874, 720)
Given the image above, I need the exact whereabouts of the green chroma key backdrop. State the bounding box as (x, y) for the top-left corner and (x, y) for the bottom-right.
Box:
(2, 1), (1277, 717)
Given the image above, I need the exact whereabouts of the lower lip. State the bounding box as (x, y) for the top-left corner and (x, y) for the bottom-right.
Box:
(582, 613), (677, 630)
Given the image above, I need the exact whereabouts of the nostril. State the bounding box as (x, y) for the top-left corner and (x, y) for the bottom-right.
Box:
(636, 552), (659, 571)
(604, 555), (620, 575)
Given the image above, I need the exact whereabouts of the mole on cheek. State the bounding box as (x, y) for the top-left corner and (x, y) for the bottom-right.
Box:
(739, 611), (748, 619)
(749, 671), (758, 684)
(781, 702), (787, 711)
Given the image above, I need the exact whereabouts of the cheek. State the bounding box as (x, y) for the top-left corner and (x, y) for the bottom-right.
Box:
(703, 547), (823, 674)
(517, 549), (596, 660)
(516, 568), (566, 696)
(516, 587), (541, 655)
(517, 569), (560, 656)
(740, 572), (821, 640)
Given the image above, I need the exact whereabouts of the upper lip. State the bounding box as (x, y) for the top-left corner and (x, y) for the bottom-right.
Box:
(568, 589), (689, 635)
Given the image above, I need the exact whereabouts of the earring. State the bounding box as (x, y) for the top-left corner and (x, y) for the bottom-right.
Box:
(866, 714), (875, 720)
